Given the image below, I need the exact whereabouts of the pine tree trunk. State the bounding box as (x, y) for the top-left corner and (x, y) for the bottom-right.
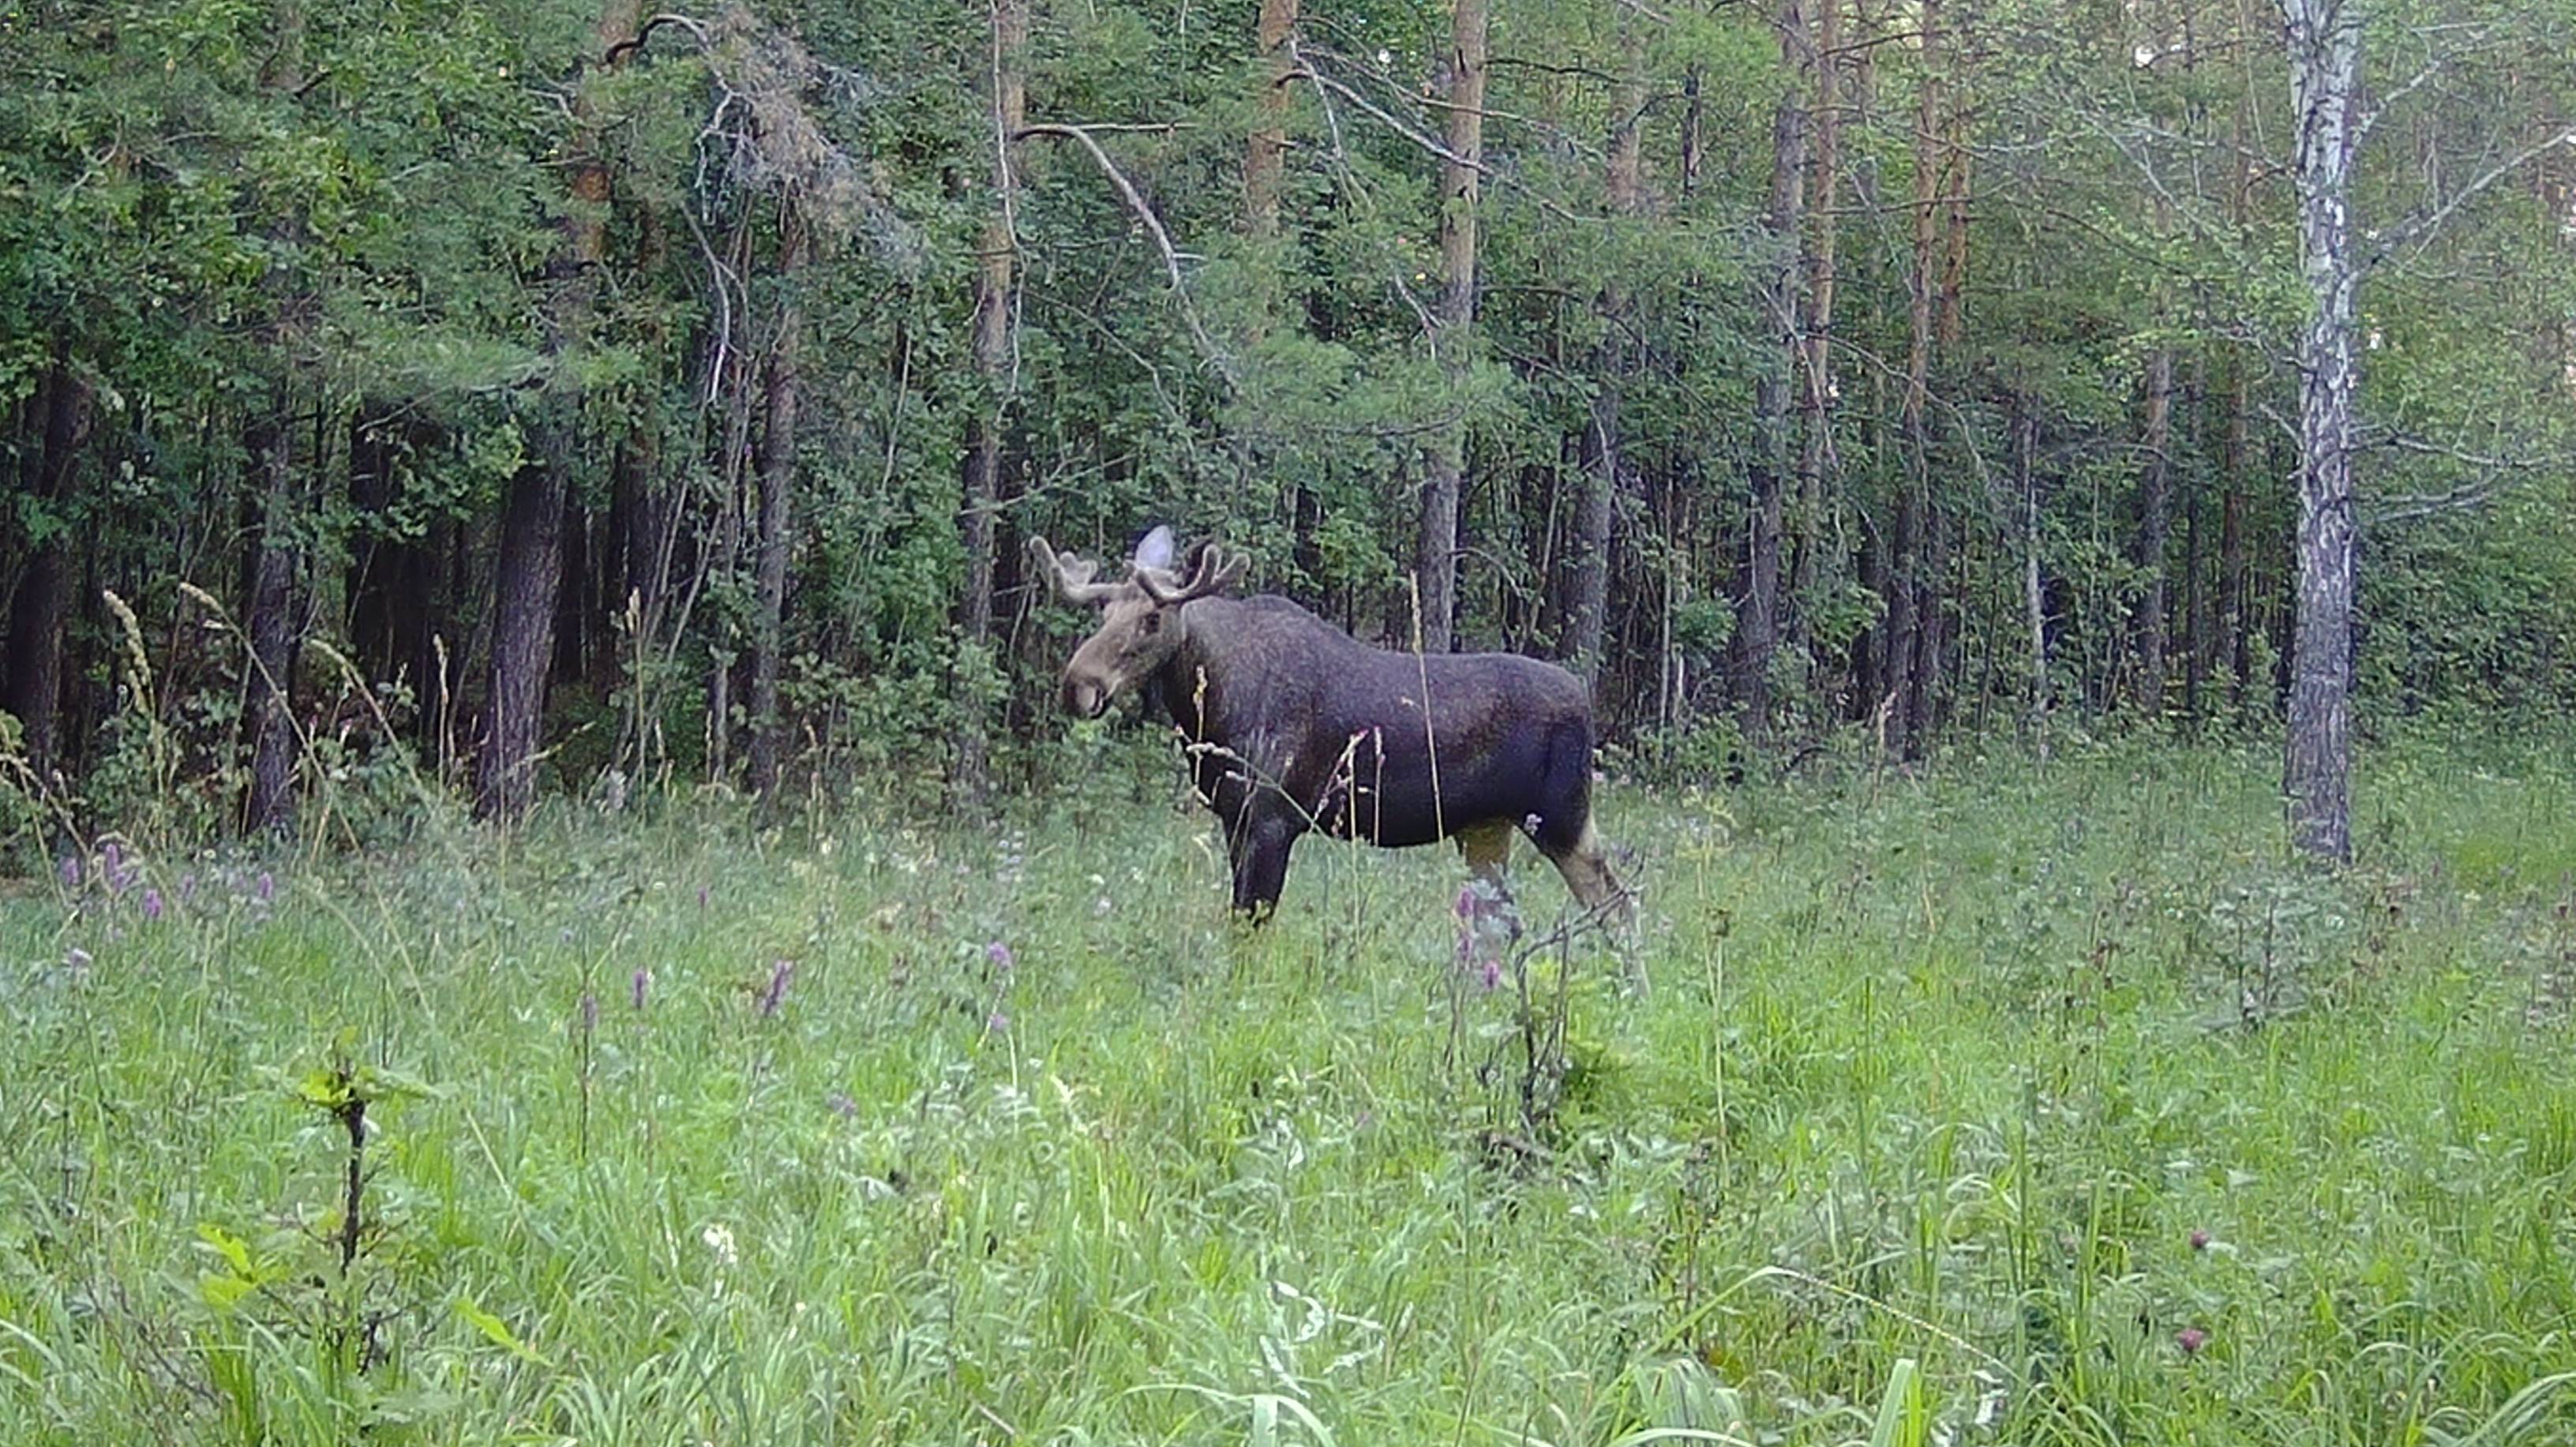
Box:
(2222, 356), (2252, 715)
(3, 357), (84, 776)
(746, 218), (807, 800)
(1568, 17), (1645, 688)
(1245, 0), (1298, 234)
(1790, 0), (1843, 658)
(243, 396), (301, 834)
(1888, 0), (1942, 759)
(2135, 343), (2174, 716)
(477, 0), (639, 820)
(1416, 0), (1487, 654)
(2183, 358), (2208, 725)
(2017, 396), (2048, 738)
(2281, 0), (2360, 862)
(1731, 0), (1811, 733)
(954, 0), (1026, 803)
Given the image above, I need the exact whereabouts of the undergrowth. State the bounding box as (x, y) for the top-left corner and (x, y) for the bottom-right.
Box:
(1, 736), (2573, 1444)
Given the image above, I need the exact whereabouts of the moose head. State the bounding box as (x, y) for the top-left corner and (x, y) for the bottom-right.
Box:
(1026, 524), (1244, 719)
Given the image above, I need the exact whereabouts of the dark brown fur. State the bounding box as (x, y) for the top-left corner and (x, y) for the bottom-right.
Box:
(1029, 529), (1630, 920)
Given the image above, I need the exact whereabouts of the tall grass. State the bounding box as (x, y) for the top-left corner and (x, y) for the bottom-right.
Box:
(1, 735), (2573, 1444)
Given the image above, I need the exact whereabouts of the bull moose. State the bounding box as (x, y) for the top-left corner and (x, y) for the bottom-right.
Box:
(1026, 525), (1632, 924)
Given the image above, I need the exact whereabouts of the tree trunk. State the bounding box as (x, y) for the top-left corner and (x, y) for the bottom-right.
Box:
(242, 398), (301, 834)
(2135, 342), (2174, 716)
(1790, 0), (1843, 658)
(2280, 0), (2360, 862)
(954, 0), (1026, 803)
(1567, 15), (1644, 688)
(2017, 396), (2048, 739)
(482, 449), (568, 819)
(746, 216), (808, 800)
(1245, 0), (1298, 234)
(2183, 358), (2207, 725)
(1887, 0), (1942, 759)
(3, 357), (86, 776)
(1731, 0), (1811, 733)
(2222, 354), (2252, 714)
(477, 0), (639, 820)
(1416, 0), (1487, 654)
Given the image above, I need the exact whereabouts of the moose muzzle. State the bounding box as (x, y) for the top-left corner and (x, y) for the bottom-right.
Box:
(1062, 673), (1112, 719)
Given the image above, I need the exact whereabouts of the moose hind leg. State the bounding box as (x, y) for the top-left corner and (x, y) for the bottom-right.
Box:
(1540, 818), (1633, 924)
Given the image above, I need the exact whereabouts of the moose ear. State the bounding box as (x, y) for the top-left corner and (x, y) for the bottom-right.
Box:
(1132, 524), (1176, 573)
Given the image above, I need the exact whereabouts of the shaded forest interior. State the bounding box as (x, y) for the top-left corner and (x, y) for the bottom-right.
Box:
(3, 0), (2573, 846)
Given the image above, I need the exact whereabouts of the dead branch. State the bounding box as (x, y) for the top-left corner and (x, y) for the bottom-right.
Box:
(1012, 122), (1239, 389)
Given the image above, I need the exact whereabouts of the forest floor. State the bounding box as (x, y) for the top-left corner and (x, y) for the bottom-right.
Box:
(3, 736), (2575, 1445)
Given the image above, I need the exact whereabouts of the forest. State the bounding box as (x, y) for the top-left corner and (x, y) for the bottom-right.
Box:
(5, 0), (2570, 856)
(9, 5), (2576, 1441)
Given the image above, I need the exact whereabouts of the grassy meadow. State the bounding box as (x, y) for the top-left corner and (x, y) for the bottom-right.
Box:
(2, 736), (2575, 1445)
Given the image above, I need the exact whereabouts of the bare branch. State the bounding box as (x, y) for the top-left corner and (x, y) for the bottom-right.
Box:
(2374, 127), (2576, 267)
(1279, 61), (1596, 225)
(1013, 122), (1239, 389)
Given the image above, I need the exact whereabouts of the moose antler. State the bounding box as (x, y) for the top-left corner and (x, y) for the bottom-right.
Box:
(1135, 539), (1245, 605)
(1026, 536), (1123, 605)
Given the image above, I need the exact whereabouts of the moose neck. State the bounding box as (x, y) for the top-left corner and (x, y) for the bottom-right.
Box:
(1149, 598), (1237, 741)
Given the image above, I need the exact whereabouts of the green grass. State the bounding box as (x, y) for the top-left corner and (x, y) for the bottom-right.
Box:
(4, 737), (2576, 1445)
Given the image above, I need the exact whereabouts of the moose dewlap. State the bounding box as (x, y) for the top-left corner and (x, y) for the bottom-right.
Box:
(1028, 525), (1631, 922)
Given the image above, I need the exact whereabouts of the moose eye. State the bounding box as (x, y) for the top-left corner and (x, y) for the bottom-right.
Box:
(1139, 612), (1162, 636)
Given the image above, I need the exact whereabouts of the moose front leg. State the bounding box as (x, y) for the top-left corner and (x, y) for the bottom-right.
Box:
(1224, 809), (1301, 922)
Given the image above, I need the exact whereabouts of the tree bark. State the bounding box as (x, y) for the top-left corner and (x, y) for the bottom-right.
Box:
(1566, 14), (1644, 688)
(2016, 396), (2048, 738)
(1731, 0), (1812, 733)
(1416, 0), (1487, 655)
(954, 0), (1026, 801)
(3, 356), (86, 776)
(2135, 342), (2174, 715)
(1885, 0), (1942, 759)
(242, 399), (302, 834)
(2280, 0), (2360, 862)
(1244, 0), (1298, 234)
(242, 3), (309, 835)
(746, 216), (808, 800)
(1790, 0), (1843, 658)
(2222, 352), (2252, 714)
(2183, 358), (2207, 725)
(477, 0), (639, 820)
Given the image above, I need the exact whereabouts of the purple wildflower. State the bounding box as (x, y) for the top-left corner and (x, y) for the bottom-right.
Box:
(2177, 1328), (2208, 1356)
(1454, 886), (1478, 921)
(579, 992), (599, 1033)
(1479, 958), (1503, 992)
(827, 1091), (859, 1120)
(65, 947), (92, 973)
(759, 958), (795, 1018)
(141, 888), (163, 922)
(2189, 1229), (2210, 1251)
(985, 1010), (1010, 1033)
(255, 871), (276, 905)
(697, 885), (711, 910)
(632, 967), (652, 1010)
(178, 872), (197, 903)
(101, 842), (123, 892)
(58, 856), (80, 889)
(984, 941), (1015, 973)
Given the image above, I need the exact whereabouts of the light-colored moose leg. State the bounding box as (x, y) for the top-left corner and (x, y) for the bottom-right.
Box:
(1455, 820), (1521, 939)
(1543, 819), (1637, 928)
